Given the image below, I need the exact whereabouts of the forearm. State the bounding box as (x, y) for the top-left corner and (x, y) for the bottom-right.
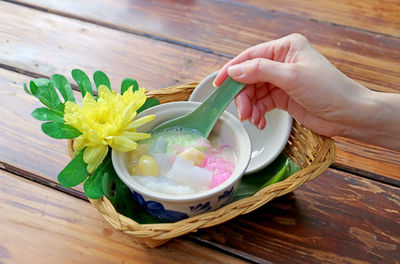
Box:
(342, 88), (400, 151)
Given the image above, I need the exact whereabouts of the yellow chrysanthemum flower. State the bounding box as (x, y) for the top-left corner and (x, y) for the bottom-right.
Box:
(64, 85), (155, 173)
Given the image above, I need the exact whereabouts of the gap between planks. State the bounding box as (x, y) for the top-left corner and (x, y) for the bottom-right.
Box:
(2, 0), (234, 58)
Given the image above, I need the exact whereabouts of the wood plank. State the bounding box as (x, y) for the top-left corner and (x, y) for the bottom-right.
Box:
(235, 0), (400, 38)
(334, 137), (400, 186)
(0, 69), (78, 191)
(10, 0), (400, 94)
(0, 169), (247, 264)
(192, 169), (400, 263)
(0, 1), (226, 91)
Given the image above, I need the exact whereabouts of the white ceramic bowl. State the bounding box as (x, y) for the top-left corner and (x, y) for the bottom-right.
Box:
(112, 101), (251, 222)
(189, 72), (292, 174)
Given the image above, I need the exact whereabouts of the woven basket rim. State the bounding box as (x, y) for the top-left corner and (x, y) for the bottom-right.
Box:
(68, 81), (336, 246)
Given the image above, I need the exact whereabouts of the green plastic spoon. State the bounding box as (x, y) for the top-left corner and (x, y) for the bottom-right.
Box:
(152, 76), (245, 138)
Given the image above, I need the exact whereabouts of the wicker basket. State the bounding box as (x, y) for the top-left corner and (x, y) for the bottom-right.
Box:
(69, 82), (336, 248)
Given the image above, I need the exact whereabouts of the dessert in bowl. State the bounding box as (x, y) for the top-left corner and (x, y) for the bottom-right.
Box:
(112, 101), (251, 221)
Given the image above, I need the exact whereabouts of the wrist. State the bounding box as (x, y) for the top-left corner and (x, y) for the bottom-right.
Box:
(342, 88), (400, 151)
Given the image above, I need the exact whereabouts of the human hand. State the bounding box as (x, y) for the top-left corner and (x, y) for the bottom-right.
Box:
(213, 33), (371, 137)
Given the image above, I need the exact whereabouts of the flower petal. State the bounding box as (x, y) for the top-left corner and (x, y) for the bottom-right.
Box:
(64, 101), (81, 126)
(123, 87), (146, 110)
(134, 88), (147, 110)
(82, 92), (96, 106)
(73, 135), (86, 153)
(98, 84), (114, 99)
(120, 131), (151, 141)
(84, 128), (102, 147)
(126, 114), (156, 131)
(83, 144), (108, 173)
(121, 102), (137, 129)
(106, 136), (137, 152)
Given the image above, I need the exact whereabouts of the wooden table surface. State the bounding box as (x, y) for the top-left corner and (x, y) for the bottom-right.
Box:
(1, 1), (399, 263)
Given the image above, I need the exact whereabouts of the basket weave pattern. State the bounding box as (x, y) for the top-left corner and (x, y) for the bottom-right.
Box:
(72, 82), (336, 247)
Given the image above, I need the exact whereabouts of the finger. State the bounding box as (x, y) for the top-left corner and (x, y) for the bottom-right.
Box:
(269, 87), (290, 111)
(214, 34), (309, 87)
(213, 57), (239, 87)
(234, 91), (252, 121)
(227, 58), (292, 89)
(213, 40), (282, 87)
(255, 84), (269, 99)
(213, 69), (229, 88)
(228, 40), (282, 65)
(257, 115), (266, 130)
(257, 95), (275, 114)
(235, 84), (256, 120)
(251, 107), (262, 126)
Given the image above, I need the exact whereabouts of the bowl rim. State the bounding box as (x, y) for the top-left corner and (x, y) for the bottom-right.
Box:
(112, 101), (251, 203)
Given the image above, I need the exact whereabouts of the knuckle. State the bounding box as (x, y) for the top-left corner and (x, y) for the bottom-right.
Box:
(246, 58), (269, 81)
(253, 58), (265, 73)
(283, 64), (301, 86)
(286, 63), (300, 78)
(245, 58), (264, 75)
(289, 33), (307, 41)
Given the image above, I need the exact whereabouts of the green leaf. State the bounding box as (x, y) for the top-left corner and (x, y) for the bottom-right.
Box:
(102, 168), (132, 215)
(121, 78), (138, 94)
(32, 78), (51, 88)
(58, 150), (89, 188)
(32, 107), (64, 123)
(30, 79), (64, 113)
(51, 74), (76, 103)
(23, 83), (32, 95)
(259, 160), (289, 189)
(101, 165), (161, 223)
(83, 155), (113, 199)
(232, 154), (299, 202)
(84, 172), (105, 199)
(102, 169), (114, 199)
(93, 71), (111, 90)
(41, 122), (81, 139)
(71, 69), (93, 98)
(137, 97), (160, 113)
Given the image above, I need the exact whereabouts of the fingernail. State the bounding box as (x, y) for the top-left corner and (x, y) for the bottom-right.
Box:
(237, 109), (242, 121)
(212, 79), (217, 88)
(228, 65), (243, 77)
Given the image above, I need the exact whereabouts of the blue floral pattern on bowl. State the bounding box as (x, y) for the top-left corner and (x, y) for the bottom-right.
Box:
(132, 191), (189, 222)
(190, 202), (211, 213)
(218, 186), (234, 202)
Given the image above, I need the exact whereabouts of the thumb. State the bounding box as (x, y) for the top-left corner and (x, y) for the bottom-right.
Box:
(227, 58), (290, 87)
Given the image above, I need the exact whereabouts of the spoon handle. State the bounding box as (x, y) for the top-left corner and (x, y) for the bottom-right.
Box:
(152, 77), (245, 138)
(189, 77), (245, 137)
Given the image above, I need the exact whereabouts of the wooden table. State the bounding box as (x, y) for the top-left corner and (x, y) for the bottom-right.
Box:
(1, 1), (399, 263)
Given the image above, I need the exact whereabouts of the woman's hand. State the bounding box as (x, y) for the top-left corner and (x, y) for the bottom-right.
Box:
(214, 33), (372, 137)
